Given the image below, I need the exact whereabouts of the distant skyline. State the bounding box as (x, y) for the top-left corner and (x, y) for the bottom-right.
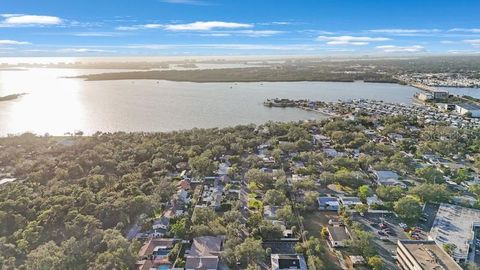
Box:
(1, 0), (480, 57)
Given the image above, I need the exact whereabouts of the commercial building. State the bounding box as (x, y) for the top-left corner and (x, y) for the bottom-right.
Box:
(396, 240), (462, 270)
(429, 203), (480, 264)
(455, 103), (480, 118)
(431, 89), (449, 100)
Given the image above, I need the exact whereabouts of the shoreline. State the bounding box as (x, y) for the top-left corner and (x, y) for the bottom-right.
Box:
(0, 93), (27, 102)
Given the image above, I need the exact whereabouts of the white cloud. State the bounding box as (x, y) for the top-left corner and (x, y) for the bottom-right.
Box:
(143, 24), (163, 29)
(199, 30), (282, 37)
(0, 14), (62, 26)
(448, 50), (480, 54)
(463, 39), (480, 47)
(369, 29), (440, 35)
(316, 35), (390, 46)
(448, 28), (480, 33)
(376, 45), (425, 53)
(0, 39), (31, 45)
(125, 43), (323, 51)
(231, 30), (283, 37)
(116, 26), (139, 31)
(164, 21), (252, 31)
(59, 48), (114, 53)
(116, 21), (252, 32)
(73, 32), (125, 37)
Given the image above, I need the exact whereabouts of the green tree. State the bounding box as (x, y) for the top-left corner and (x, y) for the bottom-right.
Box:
(416, 167), (444, 184)
(358, 185), (372, 202)
(170, 218), (187, 238)
(26, 241), (66, 270)
(189, 155), (214, 177)
(234, 238), (266, 266)
(355, 204), (369, 215)
(368, 255), (384, 270)
(276, 205), (297, 227)
(409, 184), (451, 203)
(376, 186), (404, 202)
(443, 243), (457, 256)
(263, 190), (287, 206)
(394, 197), (422, 224)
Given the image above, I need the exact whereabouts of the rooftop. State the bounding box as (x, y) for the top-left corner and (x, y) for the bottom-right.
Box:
(457, 103), (480, 111)
(271, 254), (308, 270)
(398, 240), (462, 270)
(373, 170), (399, 181)
(327, 226), (350, 242)
(429, 203), (480, 259)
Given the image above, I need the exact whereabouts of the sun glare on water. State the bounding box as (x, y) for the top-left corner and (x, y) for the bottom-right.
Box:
(0, 68), (84, 135)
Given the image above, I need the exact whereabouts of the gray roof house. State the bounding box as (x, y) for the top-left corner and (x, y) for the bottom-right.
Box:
(185, 236), (223, 270)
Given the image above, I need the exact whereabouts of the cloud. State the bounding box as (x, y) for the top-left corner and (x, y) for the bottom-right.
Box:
(369, 29), (440, 35)
(231, 30), (284, 37)
(164, 21), (253, 31)
(73, 32), (126, 37)
(160, 0), (209, 5)
(0, 39), (31, 45)
(58, 48), (114, 53)
(316, 35), (390, 46)
(376, 45), (425, 53)
(448, 50), (480, 54)
(463, 39), (480, 47)
(117, 21), (252, 32)
(0, 14), (62, 26)
(448, 28), (480, 33)
(125, 43), (323, 51)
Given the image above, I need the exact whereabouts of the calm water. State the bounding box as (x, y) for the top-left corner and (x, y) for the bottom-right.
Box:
(440, 87), (480, 98)
(0, 68), (421, 136)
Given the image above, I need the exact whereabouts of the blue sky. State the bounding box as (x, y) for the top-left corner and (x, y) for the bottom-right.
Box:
(0, 0), (479, 57)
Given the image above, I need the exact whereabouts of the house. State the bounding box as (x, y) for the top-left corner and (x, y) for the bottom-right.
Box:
(177, 179), (191, 190)
(338, 196), (362, 209)
(312, 134), (331, 145)
(326, 225), (351, 248)
(135, 238), (175, 270)
(217, 163), (229, 176)
(185, 236), (223, 270)
(176, 189), (190, 204)
(152, 217), (170, 237)
(317, 197), (340, 211)
(271, 254), (308, 270)
(373, 170), (399, 181)
(372, 170), (406, 188)
(323, 148), (338, 158)
(264, 205), (280, 220)
(366, 195), (383, 207)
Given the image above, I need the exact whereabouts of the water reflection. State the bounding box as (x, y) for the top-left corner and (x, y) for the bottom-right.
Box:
(0, 68), (425, 136)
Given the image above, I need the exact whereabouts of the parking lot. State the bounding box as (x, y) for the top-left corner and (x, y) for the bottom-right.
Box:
(354, 212), (429, 270)
(473, 227), (480, 265)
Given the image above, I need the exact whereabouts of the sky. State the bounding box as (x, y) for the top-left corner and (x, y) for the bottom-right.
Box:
(0, 0), (480, 57)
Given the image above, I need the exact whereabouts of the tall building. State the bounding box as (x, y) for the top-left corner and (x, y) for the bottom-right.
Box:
(396, 240), (462, 270)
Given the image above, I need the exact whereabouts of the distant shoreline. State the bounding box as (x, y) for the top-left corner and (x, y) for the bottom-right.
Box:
(0, 93), (27, 102)
(74, 67), (401, 84)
